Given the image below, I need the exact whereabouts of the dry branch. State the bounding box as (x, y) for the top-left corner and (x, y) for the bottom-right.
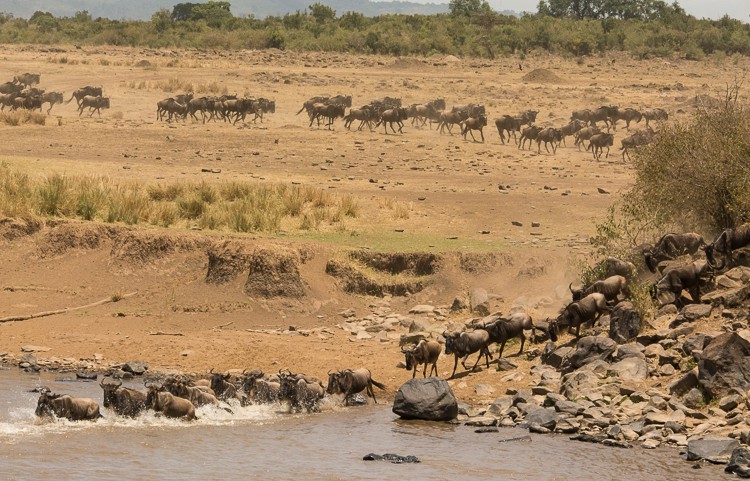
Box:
(0, 292), (137, 324)
(149, 331), (184, 336)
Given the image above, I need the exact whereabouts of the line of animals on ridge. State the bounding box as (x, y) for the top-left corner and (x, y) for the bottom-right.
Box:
(31, 225), (744, 423)
(1, 72), (665, 162)
(296, 94), (667, 161)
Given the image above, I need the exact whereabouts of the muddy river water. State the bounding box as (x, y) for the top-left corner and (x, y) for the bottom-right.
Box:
(0, 369), (724, 480)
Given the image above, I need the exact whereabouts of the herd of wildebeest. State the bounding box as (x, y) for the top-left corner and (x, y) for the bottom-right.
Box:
(1, 72), (668, 161)
(32, 224), (750, 423)
(6, 71), (700, 422)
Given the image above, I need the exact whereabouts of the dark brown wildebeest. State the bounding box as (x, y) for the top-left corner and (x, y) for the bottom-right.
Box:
(156, 97), (188, 122)
(518, 109), (539, 125)
(462, 115), (487, 142)
(653, 259), (715, 307)
(443, 328), (493, 378)
(571, 108), (593, 124)
(251, 98), (275, 123)
(11, 95), (42, 111)
(407, 103), (437, 127)
(40, 91), (64, 115)
(326, 368), (386, 404)
(78, 95), (110, 117)
(536, 127), (562, 154)
(344, 107), (377, 131)
(239, 369), (280, 405)
(587, 132), (614, 160)
(99, 378), (148, 418)
(452, 103), (485, 119)
(483, 312), (540, 358)
(570, 275), (629, 303)
(277, 370), (325, 413)
(574, 126), (601, 150)
(620, 128), (654, 160)
(209, 370), (240, 402)
(642, 107), (668, 127)
(555, 293), (609, 338)
(438, 110), (467, 135)
(612, 108), (642, 131)
(643, 232), (706, 272)
(309, 103), (345, 129)
(66, 86), (102, 107)
(35, 390), (101, 421)
(494, 115), (522, 144)
(187, 97), (211, 123)
(518, 124), (543, 150)
(14, 73), (40, 88)
(376, 107), (409, 134)
(401, 339), (441, 378)
(146, 385), (197, 420)
(704, 224), (750, 269)
(558, 119), (586, 146)
(0, 81), (23, 95)
(0, 93), (19, 110)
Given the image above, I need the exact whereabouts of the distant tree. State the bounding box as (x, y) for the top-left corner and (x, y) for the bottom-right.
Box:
(171, 2), (232, 27)
(309, 3), (336, 23)
(536, 0), (685, 20)
(449, 0), (492, 17)
(171, 3), (196, 21)
(29, 11), (57, 33)
(151, 8), (172, 32)
(73, 10), (92, 22)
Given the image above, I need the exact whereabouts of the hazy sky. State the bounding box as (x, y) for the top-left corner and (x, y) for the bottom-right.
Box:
(403, 0), (749, 20)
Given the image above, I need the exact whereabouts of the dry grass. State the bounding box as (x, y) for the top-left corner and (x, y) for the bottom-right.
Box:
(0, 111), (46, 126)
(128, 78), (229, 96)
(0, 164), (358, 234)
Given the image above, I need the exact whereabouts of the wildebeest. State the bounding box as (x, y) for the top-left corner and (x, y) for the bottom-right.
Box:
(163, 377), (221, 408)
(407, 103), (437, 127)
(0, 81), (23, 95)
(644, 232), (706, 273)
(344, 107), (377, 131)
(642, 108), (668, 127)
(483, 312), (539, 358)
(443, 329), (492, 378)
(587, 132), (614, 160)
(35, 390), (101, 421)
(518, 124), (543, 150)
(309, 103), (345, 129)
(600, 256), (637, 278)
(536, 127), (562, 154)
(298, 95), (352, 118)
(462, 115), (487, 142)
(558, 119), (586, 146)
(78, 95), (110, 117)
(11, 95), (42, 111)
(612, 108), (642, 131)
(574, 126), (600, 150)
(653, 259), (715, 307)
(156, 97), (188, 122)
(438, 110), (467, 134)
(326, 368), (386, 404)
(704, 224), (750, 268)
(494, 115), (522, 144)
(620, 128), (654, 160)
(99, 378), (148, 418)
(375, 107), (408, 134)
(250, 98), (275, 123)
(452, 103), (485, 119)
(66, 86), (102, 107)
(401, 339), (441, 378)
(277, 370), (326, 413)
(40, 91), (64, 115)
(209, 370), (240, 402)
(556, 292), (609, 338)
(240, 369), (280, 405)
(14, 73), (40, 88)
(0, 93), (19, 110)
(570, 275), (629, 303)
(146, 385), (197, 420)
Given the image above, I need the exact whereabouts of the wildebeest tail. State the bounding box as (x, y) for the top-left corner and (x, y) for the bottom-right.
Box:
(370, 379), (386, 390)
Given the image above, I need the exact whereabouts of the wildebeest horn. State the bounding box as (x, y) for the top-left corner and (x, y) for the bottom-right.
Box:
(242, 369), (249, 375)
(568, 282), (574, 293)
(209, 368), (214, 374)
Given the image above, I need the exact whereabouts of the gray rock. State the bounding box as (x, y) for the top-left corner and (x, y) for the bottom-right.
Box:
(686, 437), (740, 463)
(719, 394), (742, 412)
(683, 388), (706, 409)
(393, 378), (458, 421)
(682, 334), (710, 356)
(122, 361), (149, 375)
(610, 357), (649, 382)
(526, 407), (559, 430)
(659, 364), (676, 376)
(565, 336), (617, 370)
(496, 358), (517, 371)
(701, 286), (750, 308)
(487, 397), (513, 418)
(470, 288), (490, 316)
(543, 345), (572, 369)
(555, 418), (580, 434)
(668, 367), (699, 396)
(609, 302), (642, 344)
(409, 305), (435, 315)
(560, 370), (599, 400)
(681, 304), (713, 321)
(475, 384), (495, 397)
(614, 343), (645, 361)
(555, 400), (585, 416)
(699, 332), (750, 399)
(451, 297), (467, 312)
(726, 447), (750, 477)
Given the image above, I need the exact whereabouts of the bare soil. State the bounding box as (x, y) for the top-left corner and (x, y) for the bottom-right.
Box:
(0, 45), (745, 404)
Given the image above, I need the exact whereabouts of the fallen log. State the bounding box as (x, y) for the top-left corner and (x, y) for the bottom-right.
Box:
(0, 292), (137, 324)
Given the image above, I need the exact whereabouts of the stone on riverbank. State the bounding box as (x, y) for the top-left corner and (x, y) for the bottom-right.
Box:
(393, 377), (458, 421)
(687, 437), (739, 464)
(699, 332), (750, 399)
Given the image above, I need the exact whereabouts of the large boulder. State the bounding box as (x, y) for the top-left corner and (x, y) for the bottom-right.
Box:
(687, 437), (739, 464)
(608, 302), (642, 344)
(122, 361), (148, 375)
(699, 332), (750, 399)
(726, 447), (750, 478)
(609, 357), (649, 382)
(470, 288), (490, 316)
(393, 378), (458, 421)
(565, 336), (617, 370)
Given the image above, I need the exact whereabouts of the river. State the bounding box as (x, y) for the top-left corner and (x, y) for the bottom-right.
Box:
(0, 368), (724, 481)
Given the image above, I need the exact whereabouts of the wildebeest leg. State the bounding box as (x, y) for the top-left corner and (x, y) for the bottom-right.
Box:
(422, 364), (427, 378)
(429, 362), (437, 377)
(451, 355), (459, 378)
(518, 332), (526, 355)
(414, 365), (419, 379)
(498, 340), (507, 358)
(480, 128), (484, 143)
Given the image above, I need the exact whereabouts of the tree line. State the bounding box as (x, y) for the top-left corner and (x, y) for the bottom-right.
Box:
(0, 0), (747, 59)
